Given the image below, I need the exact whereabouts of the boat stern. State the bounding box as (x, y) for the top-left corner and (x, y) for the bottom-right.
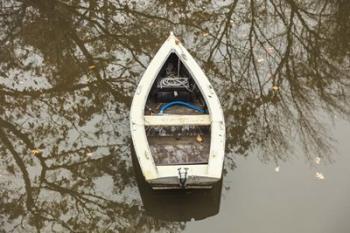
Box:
(146, 165), (222, 190)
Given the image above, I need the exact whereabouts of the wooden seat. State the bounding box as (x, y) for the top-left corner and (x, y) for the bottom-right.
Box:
(144, 114), (211, 126)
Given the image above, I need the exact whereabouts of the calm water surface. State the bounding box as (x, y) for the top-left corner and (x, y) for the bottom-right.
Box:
(0, 0), (349, 232)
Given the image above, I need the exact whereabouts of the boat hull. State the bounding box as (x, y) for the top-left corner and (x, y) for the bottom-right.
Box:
(130, 32), (225, 189)
(149, 177), (220, 190)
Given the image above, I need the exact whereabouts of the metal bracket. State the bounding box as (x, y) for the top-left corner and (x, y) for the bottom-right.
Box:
(178, 167), (189, 189)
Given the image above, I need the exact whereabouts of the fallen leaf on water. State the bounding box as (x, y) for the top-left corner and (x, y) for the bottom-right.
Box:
(272, 86), (279, 91)
(315, 172), (325, 180)
(315, 157), (321, 164)
(266, 47), (274, 54)
(257, 58), (264, 63)
(31, 149), (42, 156)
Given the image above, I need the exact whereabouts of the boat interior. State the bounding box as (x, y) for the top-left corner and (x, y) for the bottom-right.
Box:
(144, 53), (211, 166)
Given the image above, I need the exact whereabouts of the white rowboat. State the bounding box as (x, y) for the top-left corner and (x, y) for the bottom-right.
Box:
(130, 32), (225, 189)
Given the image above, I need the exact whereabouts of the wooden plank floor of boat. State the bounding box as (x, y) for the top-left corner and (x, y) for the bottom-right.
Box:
(148, 135), (210, 165)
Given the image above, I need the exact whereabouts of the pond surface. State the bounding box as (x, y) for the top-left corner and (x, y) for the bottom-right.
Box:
(0, 0), (349, 232)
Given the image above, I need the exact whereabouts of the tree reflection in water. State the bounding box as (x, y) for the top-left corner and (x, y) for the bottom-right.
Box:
(0, 0), (349, 232)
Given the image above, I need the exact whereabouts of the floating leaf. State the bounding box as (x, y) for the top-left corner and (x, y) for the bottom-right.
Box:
(257, 58), (264, 63)
(31, 149), (42, 156)
(315, 172), (325, 180)
(272, 86), (279, 91)
(314, 157), (321, 164)
(266, 47), (274, 54)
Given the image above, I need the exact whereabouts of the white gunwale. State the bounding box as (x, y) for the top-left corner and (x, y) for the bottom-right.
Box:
(130, 32), (225, 187)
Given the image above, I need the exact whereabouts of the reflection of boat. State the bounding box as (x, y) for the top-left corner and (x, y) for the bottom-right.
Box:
(130, 32), (225, 189)
(131, 148), (222, 221)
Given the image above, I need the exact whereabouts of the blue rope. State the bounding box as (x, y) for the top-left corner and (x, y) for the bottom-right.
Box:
(159, 100), (207, 114)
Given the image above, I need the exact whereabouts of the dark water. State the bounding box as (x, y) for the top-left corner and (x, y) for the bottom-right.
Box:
(0, 0), (349, 232)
